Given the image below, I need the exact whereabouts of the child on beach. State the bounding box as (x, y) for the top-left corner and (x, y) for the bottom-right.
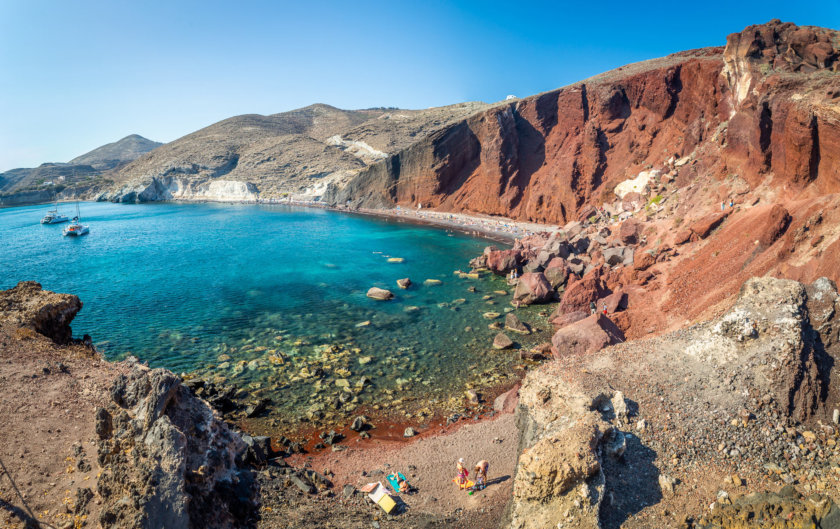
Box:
(473, 460), (489, 490)
(456, 458), (469, 489)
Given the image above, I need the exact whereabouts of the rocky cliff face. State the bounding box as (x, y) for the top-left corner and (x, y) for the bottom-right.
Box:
(0, 283), (259, 529)
(327, 21), (840, 226)
(506, 276), (840, 528)
(97, 363), (257, 528)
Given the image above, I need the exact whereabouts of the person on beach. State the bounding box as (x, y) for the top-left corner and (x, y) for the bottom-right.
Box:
(474, 460), (489, 490)
(456, 458), (469, 489)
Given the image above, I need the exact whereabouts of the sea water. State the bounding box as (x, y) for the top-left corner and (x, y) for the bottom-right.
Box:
(1, 202), (542, 426)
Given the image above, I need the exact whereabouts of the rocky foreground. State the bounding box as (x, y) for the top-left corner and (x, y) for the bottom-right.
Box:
(2, 275), (840, 529)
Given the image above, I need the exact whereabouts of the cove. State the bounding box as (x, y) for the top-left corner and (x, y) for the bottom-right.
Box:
(1, 202), (545, 428)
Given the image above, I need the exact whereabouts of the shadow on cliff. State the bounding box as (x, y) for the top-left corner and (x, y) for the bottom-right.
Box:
(599, 433), (662, 529)
(507, 112), (546, 212)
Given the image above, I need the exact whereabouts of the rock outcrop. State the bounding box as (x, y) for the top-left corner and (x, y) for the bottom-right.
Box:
(0, 281), (82, 344)
(506, 276), (840, 528)
(97, 363), (258, 528)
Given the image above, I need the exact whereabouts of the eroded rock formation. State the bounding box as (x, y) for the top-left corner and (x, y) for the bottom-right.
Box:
(0, 281), (82, 344)
(97, 363), (258, 528)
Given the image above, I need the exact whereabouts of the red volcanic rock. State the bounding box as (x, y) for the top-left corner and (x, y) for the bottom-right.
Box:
(330, 21), (839, 230)
(486, 249), (522, 275)
(674, 228), (693, 245)
(551, 313), (625, 357)
(550, 310), (588, 328)
(634, 250), (656, 271)
(556, 268), (609, 313)
(758, 204), (792, 247)
(619, 219), (641, 245)
(512, 272), (554, 305)
(690, 211), (730, 239)
(543, 258), (570, 288)
(599, 290), (628, 313)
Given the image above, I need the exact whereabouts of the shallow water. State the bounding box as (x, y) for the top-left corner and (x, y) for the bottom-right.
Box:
(2, 202), (543, 424)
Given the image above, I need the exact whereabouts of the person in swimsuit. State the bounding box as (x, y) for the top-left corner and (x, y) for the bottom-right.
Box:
(474, 460), (489, 490)
(456, 458), (469, 489)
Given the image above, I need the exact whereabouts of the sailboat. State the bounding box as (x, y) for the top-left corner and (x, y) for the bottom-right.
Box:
(62, 203), (90, 236)
(40, 199), (70, 224)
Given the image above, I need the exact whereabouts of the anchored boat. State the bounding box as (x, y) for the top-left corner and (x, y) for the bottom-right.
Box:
(62, 203), (90, 236)
(40, 200), (70, 224)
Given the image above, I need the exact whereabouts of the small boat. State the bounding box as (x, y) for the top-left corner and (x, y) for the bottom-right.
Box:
(63, 203), (89, 237)
(40, 200), (69, 224)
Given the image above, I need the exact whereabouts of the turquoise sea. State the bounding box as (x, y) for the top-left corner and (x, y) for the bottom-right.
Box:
(1, 202), (540, 426)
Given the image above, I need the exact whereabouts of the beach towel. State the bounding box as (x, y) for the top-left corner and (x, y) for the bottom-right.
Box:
(386, 472), (410, 492)
(452, 477), (475, 489)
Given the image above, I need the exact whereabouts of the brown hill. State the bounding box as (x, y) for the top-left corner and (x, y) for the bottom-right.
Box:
(98, 102), (488, 202)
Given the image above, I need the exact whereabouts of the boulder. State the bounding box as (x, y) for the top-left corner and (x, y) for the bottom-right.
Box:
(556, 269), (609, 313)
(512, 272), (554, 305)
(549, 310), (589, 328)
(603, 246), (633, 267)
(551, 313), (625, 357)
(633, 250), (656, 271)
(404, 427), (417, 438)
(505, 312), (531, 334)
(367, 287), (394, 300)
(566, 257), (586, 276)
(520, 343), (552, 362)
(690, 210), (730, 239)
(543, 258), (570, 288)
(599, 290), (628, 313)
(493, 385), (520, 413)
(396, 278), (411, 289)
(563, 221), (583, 239)
(757, 204), (792, 246)
(621, 191), (644, 212)
(674, 228), (694, 245)
(522, 260), (544, 274)
(486, 249), (522, 275)
(619, 219), (642, 245)
(493, 332), (515, 350)
(350, 416), (369, 432)
(465, 390), (480, 405)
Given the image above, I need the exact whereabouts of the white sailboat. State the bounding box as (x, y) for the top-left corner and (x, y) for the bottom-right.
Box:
(40, 199), (70, 224)
(62, 203), (89, 236)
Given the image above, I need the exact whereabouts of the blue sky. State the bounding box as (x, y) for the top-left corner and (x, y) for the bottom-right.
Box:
(1, 1), (837, 171)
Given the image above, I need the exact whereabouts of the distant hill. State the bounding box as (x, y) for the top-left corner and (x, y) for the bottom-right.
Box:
(99, 103), (488, 202)
(69, 134), (162, 171)
(0, 134), (161, 202)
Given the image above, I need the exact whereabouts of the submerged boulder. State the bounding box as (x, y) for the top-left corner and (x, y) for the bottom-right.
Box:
(505, 312), (531, 334)
(367, 287), (394, 300)
(493, 332), (515, 350)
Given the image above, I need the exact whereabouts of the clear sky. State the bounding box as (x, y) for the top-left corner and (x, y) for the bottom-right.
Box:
(1, 0), (837, 171)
